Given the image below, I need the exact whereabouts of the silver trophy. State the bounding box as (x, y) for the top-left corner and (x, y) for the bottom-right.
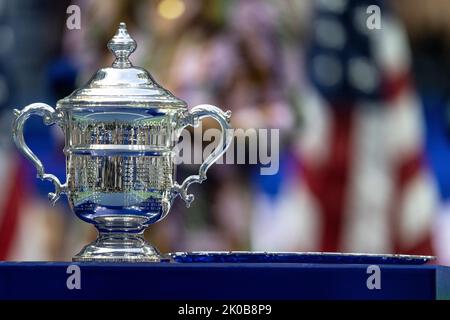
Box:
(12, 23), (233, 262)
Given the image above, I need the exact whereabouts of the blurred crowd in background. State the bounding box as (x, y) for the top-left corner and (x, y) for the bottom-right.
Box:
(1, 0), (450, 263)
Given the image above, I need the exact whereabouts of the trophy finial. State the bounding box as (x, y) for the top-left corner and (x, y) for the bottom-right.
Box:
(107, 22), (136, 68)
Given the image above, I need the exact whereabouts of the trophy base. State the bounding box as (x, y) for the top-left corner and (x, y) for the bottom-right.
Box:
(73, 232), (166, 262)
(73, 216), (168, 262)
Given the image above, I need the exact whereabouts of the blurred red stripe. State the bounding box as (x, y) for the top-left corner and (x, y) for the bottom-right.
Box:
(301, 107), (355, 251)
(0, 160), (23, 260)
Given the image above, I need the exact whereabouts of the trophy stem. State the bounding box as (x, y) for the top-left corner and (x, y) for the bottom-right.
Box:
(73, 216), (165, 262)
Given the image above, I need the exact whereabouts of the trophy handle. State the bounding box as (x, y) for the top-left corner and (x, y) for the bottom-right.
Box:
(12, 103), (67, 205)
(172, 104), (233, 207)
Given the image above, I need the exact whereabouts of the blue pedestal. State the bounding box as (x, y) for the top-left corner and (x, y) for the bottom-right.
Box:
(0, 262), (448, 300)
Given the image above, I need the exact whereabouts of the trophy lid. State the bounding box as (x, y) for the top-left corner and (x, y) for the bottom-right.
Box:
(57, 22), (187, 109)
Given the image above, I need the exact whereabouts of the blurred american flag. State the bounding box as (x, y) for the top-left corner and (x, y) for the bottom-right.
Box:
(252, 0), (437, 255)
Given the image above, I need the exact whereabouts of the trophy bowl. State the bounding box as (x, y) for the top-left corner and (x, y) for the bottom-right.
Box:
(12, 23), (233, 262)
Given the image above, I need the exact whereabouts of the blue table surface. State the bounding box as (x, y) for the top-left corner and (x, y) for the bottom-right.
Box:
(0, 262), (449, 300)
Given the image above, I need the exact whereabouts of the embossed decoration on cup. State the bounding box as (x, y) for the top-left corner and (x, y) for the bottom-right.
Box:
(12, 23), (233, 262)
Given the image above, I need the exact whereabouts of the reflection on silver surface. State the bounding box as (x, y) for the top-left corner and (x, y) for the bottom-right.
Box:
(168, 251), (436, 265)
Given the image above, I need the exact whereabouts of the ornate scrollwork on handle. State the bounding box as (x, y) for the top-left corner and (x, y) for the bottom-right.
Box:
(12, 103), (67, 205)
(172, 104), (233, 208)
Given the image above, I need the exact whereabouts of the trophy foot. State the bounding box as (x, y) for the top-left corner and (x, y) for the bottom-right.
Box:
(73, 216), (168, 262)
